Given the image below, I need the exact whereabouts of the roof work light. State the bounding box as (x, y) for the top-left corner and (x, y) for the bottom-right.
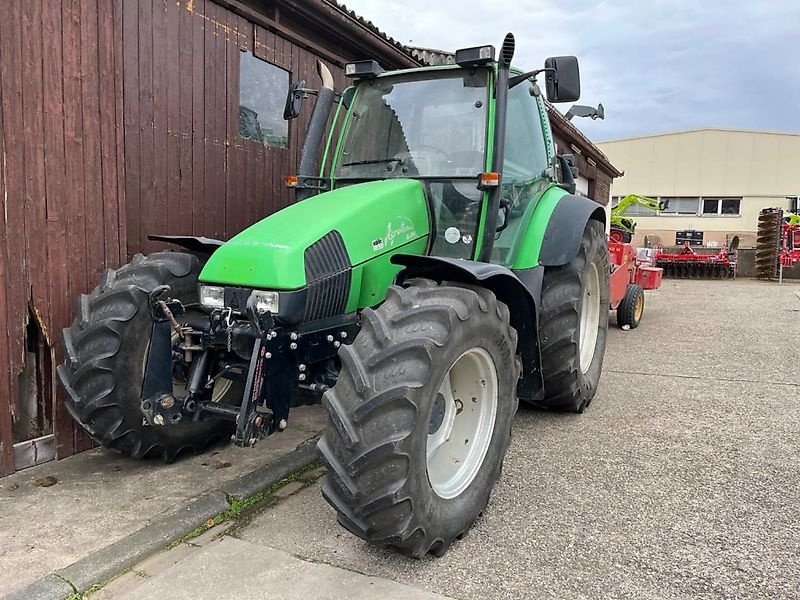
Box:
(455, 45), (495, 67)
(344, 60), (384, 79)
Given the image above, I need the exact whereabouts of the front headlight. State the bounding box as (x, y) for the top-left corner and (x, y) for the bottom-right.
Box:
(250, 290), (279, 315)
(200, 285), (225, 309)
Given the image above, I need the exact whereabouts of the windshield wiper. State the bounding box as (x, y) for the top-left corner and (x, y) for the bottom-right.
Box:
(340, 158), (402, 167)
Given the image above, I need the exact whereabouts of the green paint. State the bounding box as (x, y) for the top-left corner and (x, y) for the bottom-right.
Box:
(200, 179), (429, 290)
(511, 184), (568, 269)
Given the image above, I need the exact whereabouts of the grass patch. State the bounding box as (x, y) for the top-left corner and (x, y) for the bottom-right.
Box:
(168, 461), (323, 548)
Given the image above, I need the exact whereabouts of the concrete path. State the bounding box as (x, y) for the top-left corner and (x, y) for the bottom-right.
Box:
(0, 405), (325, 596)
(8, 278), (800, 599)
(228, 280), (798, 599)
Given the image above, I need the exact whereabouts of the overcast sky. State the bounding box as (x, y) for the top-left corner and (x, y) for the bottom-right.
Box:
(340, 0), (800, 142)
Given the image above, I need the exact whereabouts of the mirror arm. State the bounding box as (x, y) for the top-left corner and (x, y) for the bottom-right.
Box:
(508, 68), (554, 89)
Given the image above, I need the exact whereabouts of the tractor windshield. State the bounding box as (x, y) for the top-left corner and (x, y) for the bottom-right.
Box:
(334, 70), (489, 180)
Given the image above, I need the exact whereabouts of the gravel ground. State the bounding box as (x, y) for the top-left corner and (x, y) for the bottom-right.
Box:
(237, 279), (800, 600)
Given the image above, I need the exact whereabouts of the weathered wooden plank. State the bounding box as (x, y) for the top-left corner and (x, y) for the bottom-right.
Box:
(177, 0), (193, 236)
(122, 0), (141, 259)
(79, 0), (105, 284)
(138, 0), (155, 253)
(113, 0), (126, 263)
(0, 14), (14, 475)
(224, 8), (240, 236)
(97, 0), (121, 272)
(20, 0), (50, 343)
(150, 0), (169, 247)
(41, 0), (75, 457)
(191, 0), (206, 236)
(60, 0), (88, 457)
(210, 1), (226, 239)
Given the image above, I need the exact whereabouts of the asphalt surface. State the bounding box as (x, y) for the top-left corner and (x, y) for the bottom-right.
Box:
(234, 279), (800, 599)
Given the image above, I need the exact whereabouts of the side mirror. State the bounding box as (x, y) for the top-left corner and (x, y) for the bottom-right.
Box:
(544, 56), (580, 103)
(283, 79), (306, 120)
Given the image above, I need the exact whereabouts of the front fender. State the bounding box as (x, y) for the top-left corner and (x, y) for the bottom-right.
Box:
(538, 194), (606, 267)
(391, 254), (544, 403)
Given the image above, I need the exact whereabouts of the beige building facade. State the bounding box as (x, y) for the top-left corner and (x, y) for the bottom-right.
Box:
(598, 129), (800, 248)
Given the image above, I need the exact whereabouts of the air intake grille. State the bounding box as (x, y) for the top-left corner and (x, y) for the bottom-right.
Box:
(303, 230), (351, 321)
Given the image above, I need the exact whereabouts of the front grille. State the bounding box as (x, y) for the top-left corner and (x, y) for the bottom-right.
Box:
(303, 230), (351, 321)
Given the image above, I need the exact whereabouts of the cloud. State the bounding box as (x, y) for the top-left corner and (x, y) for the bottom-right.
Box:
(340, 0), (800, 141)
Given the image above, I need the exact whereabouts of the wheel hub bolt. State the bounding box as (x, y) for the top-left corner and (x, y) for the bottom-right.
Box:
(298, 364), (306, 372)
(265, 352), (272, 359)
(298, 373), (306, 381)
(333, 341), (341, 348)
(153, 414), (165, 426)
(340, 331), (347, 339)
(278, 419), (287, 430)
(290, 342), (298, 350)
(290, 332), (299, 340)
(327, 335), (334, 342)
(160, 395), (175, 409)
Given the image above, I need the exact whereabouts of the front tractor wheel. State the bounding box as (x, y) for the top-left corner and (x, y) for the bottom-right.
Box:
(319, 279), (519, 558)
(57, 252), (243, 461)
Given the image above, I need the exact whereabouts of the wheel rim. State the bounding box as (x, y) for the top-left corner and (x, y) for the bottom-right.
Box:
(634, 294), (644, 322)
(426, 347), (498, 500)
(579, 261), (601, 374)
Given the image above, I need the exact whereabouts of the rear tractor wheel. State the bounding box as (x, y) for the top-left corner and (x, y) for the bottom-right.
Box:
(318, 279), (519, 558)
(537, 220), (610, 412)
(57, 252), (243, 461)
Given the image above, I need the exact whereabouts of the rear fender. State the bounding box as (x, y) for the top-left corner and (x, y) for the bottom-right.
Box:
(539, 194), (606, 266)
(392, 254), (544, 403)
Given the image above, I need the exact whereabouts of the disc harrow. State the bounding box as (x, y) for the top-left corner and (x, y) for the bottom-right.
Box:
(654, 237), (738, 279)
(755, 208), (800, 279)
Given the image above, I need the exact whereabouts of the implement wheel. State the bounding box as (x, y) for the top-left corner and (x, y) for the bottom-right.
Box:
(318, 279), (519, 558)
(616, 284), (645, 329)
(57, 252), (242, 461)
(537, 220), (610, 412)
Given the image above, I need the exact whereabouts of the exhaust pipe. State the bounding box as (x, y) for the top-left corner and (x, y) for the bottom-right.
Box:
(296, 61), (336, 201)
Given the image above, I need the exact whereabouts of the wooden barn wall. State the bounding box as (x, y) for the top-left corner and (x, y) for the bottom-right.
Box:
(0, 0), (353, 474)
(0, 0), (126, 475)
(124, 0), (348, 256)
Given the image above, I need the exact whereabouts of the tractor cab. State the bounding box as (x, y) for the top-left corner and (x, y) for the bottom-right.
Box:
(289, 42), (580, 268)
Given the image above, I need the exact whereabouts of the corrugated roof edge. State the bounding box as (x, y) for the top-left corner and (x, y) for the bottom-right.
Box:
(326, 1), (428, 64)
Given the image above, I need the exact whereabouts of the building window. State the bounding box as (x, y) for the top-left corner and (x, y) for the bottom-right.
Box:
(660, 197), (700, 215)
(239, 52), (289, 148)
(612, 195), (661, 216)
(701, 197), (742, 215)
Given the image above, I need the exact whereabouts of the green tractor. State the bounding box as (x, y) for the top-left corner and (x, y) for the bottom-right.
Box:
(58, 34), (610, 557)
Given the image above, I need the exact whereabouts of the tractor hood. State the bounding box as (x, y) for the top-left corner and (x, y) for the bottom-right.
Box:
(199, 179), (430, 290)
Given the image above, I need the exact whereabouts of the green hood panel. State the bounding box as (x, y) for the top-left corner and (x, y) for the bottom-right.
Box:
(200, 179), (430, 289)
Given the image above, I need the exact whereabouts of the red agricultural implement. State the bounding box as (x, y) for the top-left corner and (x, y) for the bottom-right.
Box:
(653, 237), (739, 279)
(608, 241), (663, 329)
(756, 208), (800, 280)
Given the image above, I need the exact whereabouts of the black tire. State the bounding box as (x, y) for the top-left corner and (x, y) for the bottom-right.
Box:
(57, 252), (242, 461)
(318, 279), (519, 558)
(616, 284), (644, 329)
(537, 220), (610, 412)
(610, 226), (632, 244)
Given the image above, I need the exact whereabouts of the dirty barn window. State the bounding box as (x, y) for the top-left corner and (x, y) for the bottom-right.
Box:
(239, 52), (290, 148)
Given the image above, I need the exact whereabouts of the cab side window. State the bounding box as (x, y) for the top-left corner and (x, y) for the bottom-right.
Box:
(493, 84), (551, 264)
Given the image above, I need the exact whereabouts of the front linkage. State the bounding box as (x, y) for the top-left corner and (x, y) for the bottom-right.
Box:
(141, 285), (358, 447)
